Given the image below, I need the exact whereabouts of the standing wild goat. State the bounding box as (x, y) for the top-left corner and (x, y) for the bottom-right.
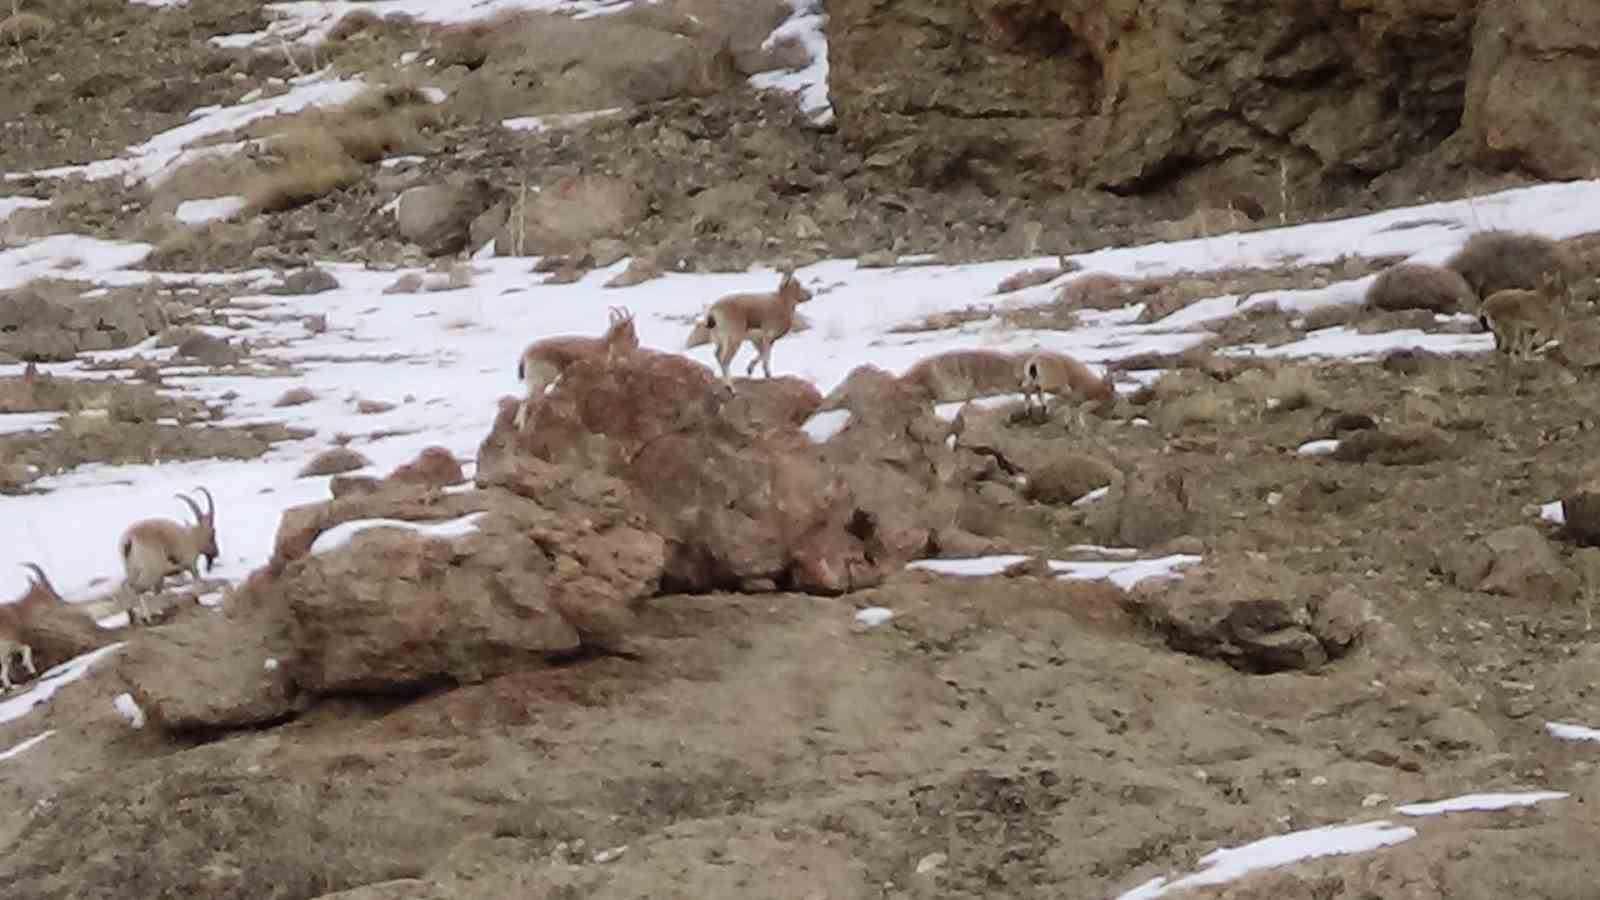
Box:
(1481, 271), (1567, 362)
(118, 487), (219, 625)
(703, 271), (814, 388)
(1018, 351), (1116, 423)
(514, 307), (639, 429)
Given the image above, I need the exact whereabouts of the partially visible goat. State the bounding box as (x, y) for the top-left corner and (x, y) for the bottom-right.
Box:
(118, 487), (219, 625)
(514, 306), (639, 429)
(0, 631), (34, 692)
(1018, 351), (1116, 425)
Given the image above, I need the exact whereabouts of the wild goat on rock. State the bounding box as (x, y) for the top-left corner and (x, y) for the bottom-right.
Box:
(703, 271), (814, 388)
(118, 487), (218, 625)
(1018, 351), (1116, 424)
(1481, 271), (1567, 362)
(514, 307), (639, 429)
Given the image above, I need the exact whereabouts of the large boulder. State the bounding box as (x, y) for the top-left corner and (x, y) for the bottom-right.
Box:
(396, 179), (498, 257)
(483, 352), (963, 594)
(1126, 563), (1371, 673)
(0, 281), (168, 362)
(1463, 1), (1600, 180)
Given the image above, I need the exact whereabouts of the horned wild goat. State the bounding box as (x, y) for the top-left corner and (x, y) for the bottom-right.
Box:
(1018, 350), (1116, 424)
(1481, 271), (1567, 363)
(514, 306), (639, 429)
(703, 271), (814, 388)
(118, 487), (219, 625)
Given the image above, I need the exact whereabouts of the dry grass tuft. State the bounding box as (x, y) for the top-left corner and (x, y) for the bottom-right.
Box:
(1365, 263), (1476, 314)
(1157, 392), (1231, 432)
(1242, 364), (1328, 414)
(1054, 273), (1131, 311)
(243, 87), (439, 213)
(0, 11), (53, 44)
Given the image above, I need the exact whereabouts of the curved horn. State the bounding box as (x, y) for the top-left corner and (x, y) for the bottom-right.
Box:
(20, 562), (46, 587)
(175, 493), (204, 524)
(195, 486), (215, 519)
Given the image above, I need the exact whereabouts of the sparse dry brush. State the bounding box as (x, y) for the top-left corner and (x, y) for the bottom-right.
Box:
(1365, 263), (1476, 314)
(244, 87), (439, 213)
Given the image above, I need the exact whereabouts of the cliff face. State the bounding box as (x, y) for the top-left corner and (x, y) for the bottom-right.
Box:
(828, 0), (1597, 211)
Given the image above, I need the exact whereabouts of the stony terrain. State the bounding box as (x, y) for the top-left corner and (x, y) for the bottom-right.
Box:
(2, 1), (1600, 899)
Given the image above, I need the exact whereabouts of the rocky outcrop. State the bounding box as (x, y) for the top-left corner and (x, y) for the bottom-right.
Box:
(1463, 1), (1600, 180)
(827, 0), (1477, 205)
(1126, 564), (1371, 673)
(0, 281), (168, 362)
(482, 351), (971, 594)
(396, 179), (498, 257)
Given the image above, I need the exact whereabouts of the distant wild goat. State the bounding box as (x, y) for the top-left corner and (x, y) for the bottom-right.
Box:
(1018, 351), (1116, 423)
(514, 307), (639, 429)
(118, 487), (219, 625)
(703, 271), (814, 388)
(1481, 271), (1568, 362)
(898, 349), (1023, 403)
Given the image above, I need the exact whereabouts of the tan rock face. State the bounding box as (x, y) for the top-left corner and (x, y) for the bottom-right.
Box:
(1464, 1), (1600, 180)
(828, 0), (1476, 202)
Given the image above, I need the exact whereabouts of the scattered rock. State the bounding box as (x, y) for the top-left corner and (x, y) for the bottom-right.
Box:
(0, 281), (168, 362)
(1126, 564), (1371, 673)
(1085, 467), (1192, 549)
(357, 399), (396, 415)
(388, 446), (466, 489)
(396, 179), (498, 257)
(274, 387), (316, 407)
(299, 447), (371, 478)
(265, 267), (340, 296)
(604, 255), (661, 289)
(1473, 525), (1579, 603)
(118, 605), (301, 733)
(330, 474), (385, 498)
(495, 174), (647, 257)
(174, 332), (243, 367)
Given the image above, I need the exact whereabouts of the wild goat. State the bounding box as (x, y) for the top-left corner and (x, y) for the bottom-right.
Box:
(118, 487), (219, 625)
(898, 350), (1022, 403)
(0, 630), (35, 692)
(1018, 351), (1116, 424)
(17, 562), (61, 605)
(514, 307), (639, 429)
(1481, 271), (1567, 362)
(703, 271), (814, 388)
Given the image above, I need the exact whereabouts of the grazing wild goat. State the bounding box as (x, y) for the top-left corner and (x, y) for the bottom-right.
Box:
(703, 271), (814, 388)
(1481, 271), (1567, 362)
(514, 307), (639, 429)
(118, 487), (219, 625)
(1018, 351), (1116, 423)
(898, 349), (1023, 403)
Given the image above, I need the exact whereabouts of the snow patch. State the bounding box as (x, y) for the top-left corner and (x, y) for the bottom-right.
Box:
(854, 607), (894, 629)
(1393, 791), (1568, 817)
(0, 730), (55, 763)
(308, 512), (489, 556)
(113, 692), (148, 729)
(175, 196), (247, 226)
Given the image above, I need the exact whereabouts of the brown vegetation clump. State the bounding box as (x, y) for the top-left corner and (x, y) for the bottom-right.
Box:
(244, 87), (439, 213)
(1446, 230), (1576, 302)
(274, 387), (316, 408)
(1055, 272), (1131, 311)
(1365, 263), (1476, 314)
(0, 12), (53, 45)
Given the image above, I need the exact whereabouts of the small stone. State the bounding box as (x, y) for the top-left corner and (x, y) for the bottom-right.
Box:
(914, 852), (947, 875)
(592, 845), (627, 864)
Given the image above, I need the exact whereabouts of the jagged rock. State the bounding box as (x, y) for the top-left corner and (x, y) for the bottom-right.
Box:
(0, 281), (167, 362)
(828, 0), (1474, 201)
(482, 351), (957, 594)
(175, 332), (243, 367)
(299, 447), (371, 478)
(1463, 1), (1600, 180)
(493, 174), (646, 257)
(1126, 564), (1371, 673)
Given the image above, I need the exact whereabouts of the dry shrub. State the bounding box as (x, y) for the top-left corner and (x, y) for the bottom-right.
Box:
(246, 127), (363, 213)
(1158, 393), (1230, 431)
(244, 87), (438, 213)
(0, 12), (53, 44)
(1238, 364), (1328, 414)
(143, 219), (267, 271)
(996, 261), (1075, 295)
(327, 9), (382, 43)
(1446, 230), (1576, 301)
(1055, 273), (1130, 311)
(1365, 263), (1475, 314)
